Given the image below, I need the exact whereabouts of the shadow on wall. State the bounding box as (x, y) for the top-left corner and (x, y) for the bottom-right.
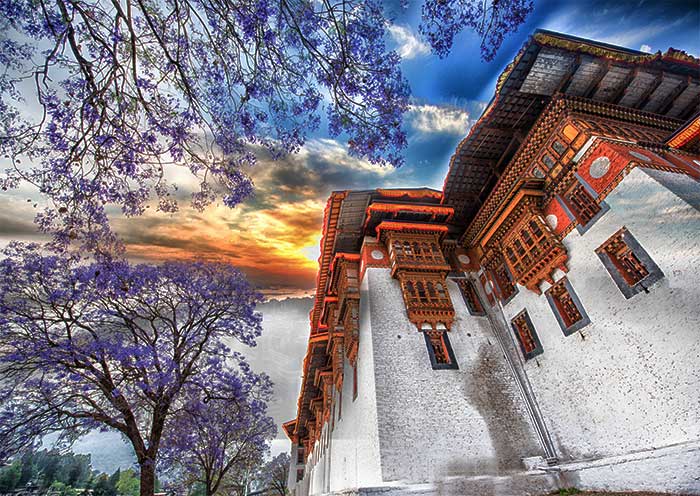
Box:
(460, 343), (542, 473)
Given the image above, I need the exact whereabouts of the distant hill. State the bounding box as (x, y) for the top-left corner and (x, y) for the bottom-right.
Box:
(243, 297), (313, 453)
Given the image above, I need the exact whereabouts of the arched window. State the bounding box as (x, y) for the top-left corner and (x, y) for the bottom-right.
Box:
(417, 281), (426, 300)
(412, 242), (421, 259)
(436, 283), (446, 299)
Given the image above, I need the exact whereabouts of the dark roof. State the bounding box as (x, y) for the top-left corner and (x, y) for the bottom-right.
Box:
(442, 29), (700, 226)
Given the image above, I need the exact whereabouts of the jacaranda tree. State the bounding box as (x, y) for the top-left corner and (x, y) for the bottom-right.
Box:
(159, 370), (276, 496)
(0, 0), (531, 251)
(0, 242), (264, 496)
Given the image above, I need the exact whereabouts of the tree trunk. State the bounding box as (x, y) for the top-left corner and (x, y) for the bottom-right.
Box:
(139, 460), (156, 496)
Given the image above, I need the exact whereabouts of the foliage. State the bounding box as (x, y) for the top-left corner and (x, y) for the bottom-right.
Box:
(115, 469), (140, 496)
(0, 449), (131, 495)
(160, 374), (276, 496)
(420, 0), (534, 61)
(0, 460), (21, 492)
(557, 489), (581, 496)
(49, 481), (80, 496)
(257, 452), (290, 496)
(0, 243), (264, 494)
(0, 0), (529, 252)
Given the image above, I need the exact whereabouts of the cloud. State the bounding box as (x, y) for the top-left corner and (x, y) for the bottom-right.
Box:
(387, 24), (431, 59)
(640, 44), (652, 53)
(407, 104), (472, 135)
(110, 138), (409, 294)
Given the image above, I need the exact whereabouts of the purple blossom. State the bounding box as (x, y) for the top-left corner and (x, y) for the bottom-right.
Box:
(0, 243), (264, 494)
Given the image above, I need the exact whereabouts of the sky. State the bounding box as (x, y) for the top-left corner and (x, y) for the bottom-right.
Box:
(0, 0), (698, 300)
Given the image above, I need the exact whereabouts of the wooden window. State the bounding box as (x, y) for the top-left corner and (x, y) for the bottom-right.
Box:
(596, 227), (664, 299)
(457, 279), (485, 315)
(563, 124), (579, 142)
(549, 280), (582, 328)
(545, 278), (590, 335)
(492, 262), (517, 303)
(511, 310), (543, 360)
(423, 329), (458, 370)
(542, 154), (555, 169)
(427, 330), (450, 364)
(297, 469), (304, 482)
(552, 140), (566, 156)
(599, 231), (649, 285)
(565, 181), (601, 226)
(297, 446), (305, 464)
(504, 218), (550, 279)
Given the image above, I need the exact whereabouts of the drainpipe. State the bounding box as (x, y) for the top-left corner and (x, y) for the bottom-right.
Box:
(484, 291), (558, 464)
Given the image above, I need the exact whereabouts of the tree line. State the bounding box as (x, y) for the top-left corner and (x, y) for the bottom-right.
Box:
(0, 450), (146, 496)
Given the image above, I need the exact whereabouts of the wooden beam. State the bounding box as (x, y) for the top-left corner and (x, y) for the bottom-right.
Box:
(656, 76), (690, 115)
(679, 93), (700, 121)
(635, 71), (664, 110)
(555, 55), (581, 95)
(583, 60), (611, 99)
(611, 68), (639, 105)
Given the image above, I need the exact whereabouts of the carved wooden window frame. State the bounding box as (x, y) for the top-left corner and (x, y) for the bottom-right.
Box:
(456, 278), (485, 316)
(545, 277), (590, 336)
(560, 175), (611, 235)
(422, 329), (458, 370)
(595, 227), (664, 299)
(511, 310), (543, 360)
(504, 217), (550, 280)
(491, 260), (518, 304)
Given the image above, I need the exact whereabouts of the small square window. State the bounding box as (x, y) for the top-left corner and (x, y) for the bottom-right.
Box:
(563, 180), (609, 233)
(542, 154), (555, 169)
(423, 329), (458, 370)
(510, 310), (543, 360)
(552, 140), (566, 156)
(491, 262), (518, 304)
(596, 227), (664, 299)
(545, 277), (590, 336)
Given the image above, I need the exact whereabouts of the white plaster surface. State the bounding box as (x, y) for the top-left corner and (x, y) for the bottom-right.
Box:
(498, 168), (700, 477)
(365, 268), (543, 484)
(298, 274), (384, 495)
(290, 168), (700, 495)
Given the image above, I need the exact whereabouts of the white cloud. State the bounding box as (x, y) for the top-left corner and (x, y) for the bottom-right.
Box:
(407, 104), (471, 135)
(302, 138), (394, 176)
(543, 10), (692, 50)
(640, 44), (652, 53)
(387, 24), (430, 60)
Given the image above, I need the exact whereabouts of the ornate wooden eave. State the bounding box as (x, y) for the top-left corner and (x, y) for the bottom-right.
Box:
(666, 113), (700, 152)
(444, 29), (698, 232)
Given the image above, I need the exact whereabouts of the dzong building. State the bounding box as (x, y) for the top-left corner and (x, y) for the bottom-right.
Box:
(283, 30), (700, 496)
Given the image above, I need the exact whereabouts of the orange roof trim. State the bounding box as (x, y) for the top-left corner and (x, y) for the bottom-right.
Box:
(666, 115), (700, 149)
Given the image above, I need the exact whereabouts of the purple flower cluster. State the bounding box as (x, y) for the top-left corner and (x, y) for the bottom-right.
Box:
(419, 0), (533, 61)
(0, 243), (266, 492)
(0, 0), (456, 251)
